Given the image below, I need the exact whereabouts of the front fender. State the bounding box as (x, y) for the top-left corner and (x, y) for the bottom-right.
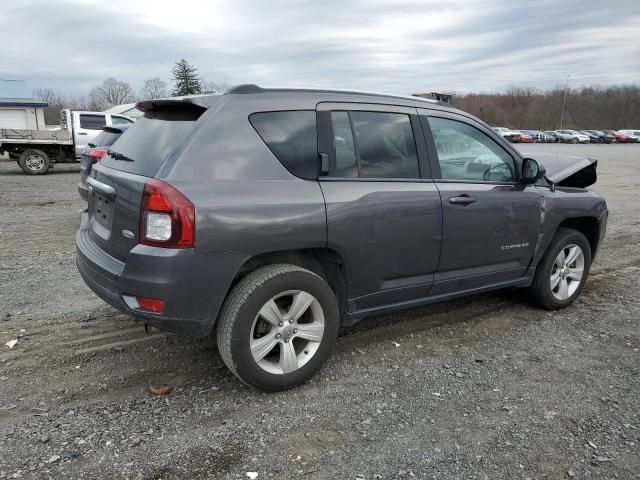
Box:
(530, 187), (607, 268)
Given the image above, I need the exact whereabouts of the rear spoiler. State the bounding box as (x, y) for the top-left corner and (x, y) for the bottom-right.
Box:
(136, 94), (219, 112)
(102, 125), (129, 134)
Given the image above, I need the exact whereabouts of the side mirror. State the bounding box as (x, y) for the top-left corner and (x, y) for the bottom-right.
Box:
(522, 158), (545, 184)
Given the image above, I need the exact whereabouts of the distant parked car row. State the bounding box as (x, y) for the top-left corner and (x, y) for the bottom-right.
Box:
(492, 127), (640, 144)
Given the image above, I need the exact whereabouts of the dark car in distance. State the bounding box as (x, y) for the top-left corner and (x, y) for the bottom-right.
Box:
(579, 131), (604, 144)
(76, 85), (608, 391)
(543, 131), (560, 143)
(583, 130), (614, 144)
(77, 124), (130, 200)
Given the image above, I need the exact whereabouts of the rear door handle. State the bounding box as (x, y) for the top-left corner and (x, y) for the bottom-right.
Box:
(449, 195), (476, 205)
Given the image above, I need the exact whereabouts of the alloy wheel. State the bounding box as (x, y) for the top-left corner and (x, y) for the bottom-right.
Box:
(249, 290), (325, 375)
(550, 244), (584, 300)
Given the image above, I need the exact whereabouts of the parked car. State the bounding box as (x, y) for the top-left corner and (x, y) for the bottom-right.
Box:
(78, 124), (130, 201)
(617, 130), (640, 143)
(579, 131), (603, 144)
(522, 130), (544, 142)
(555, 130), (590, 144)
(513, 130), (533, 143)
(76, 85), (608, 391)
(0, 109), (134, 175)
(543, 131), (560, 143)
(492, 127), (519, 143)
(606, 130), (634, 143)
(583, 130), (614, 144)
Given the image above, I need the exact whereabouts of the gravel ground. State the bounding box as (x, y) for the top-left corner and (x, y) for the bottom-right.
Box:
(0, 144), (639, 480)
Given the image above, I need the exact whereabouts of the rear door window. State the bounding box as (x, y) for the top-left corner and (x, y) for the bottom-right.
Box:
(80, 114), (107, 130)
(100, 107), (203, 177)
(331, 111), (358, 177)
(250, 111), (318, 179)
(330, 111), (420, 179)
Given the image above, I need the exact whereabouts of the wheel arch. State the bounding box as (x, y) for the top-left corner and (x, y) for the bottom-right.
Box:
(556, 216), (600, 259)
(226, 248), (349, 321)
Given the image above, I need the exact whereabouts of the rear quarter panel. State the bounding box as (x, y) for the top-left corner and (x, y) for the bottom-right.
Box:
(162, 94), (327, 257)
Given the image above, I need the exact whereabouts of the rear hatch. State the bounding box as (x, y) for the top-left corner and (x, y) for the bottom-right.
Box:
(86, 97), (215, 261)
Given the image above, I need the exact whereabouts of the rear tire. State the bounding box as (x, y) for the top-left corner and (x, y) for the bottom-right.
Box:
(216, 264), (339, 392)
(529, 228), (591, 310)
(571, 138), (578, 144)
(18, 149), (50, 175)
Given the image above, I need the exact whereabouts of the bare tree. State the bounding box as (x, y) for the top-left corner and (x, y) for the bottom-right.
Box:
(35, 88), (64, 124)
(66, 93), (91, 111)
(35, 88), (91, 124)
(140, 77), (167, 100)
(453, 84), (640, 130)
(89, 78), (134, 110)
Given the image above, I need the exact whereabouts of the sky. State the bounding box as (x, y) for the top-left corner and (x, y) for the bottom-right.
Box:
(1, 0), (639, 97)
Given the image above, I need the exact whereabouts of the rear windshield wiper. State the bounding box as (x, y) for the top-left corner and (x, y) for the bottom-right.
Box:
(107, 150), (134, 162)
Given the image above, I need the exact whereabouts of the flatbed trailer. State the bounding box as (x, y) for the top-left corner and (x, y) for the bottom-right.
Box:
(0, 109), (133, 174)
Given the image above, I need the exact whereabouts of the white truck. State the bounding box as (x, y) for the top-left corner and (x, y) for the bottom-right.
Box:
(0, 109), (134, 174)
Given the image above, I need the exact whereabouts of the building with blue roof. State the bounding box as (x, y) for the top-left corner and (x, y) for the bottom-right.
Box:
(0, 79), (48, 129)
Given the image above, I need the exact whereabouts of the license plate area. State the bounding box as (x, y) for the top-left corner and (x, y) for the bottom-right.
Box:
(89, 190), (116, 240)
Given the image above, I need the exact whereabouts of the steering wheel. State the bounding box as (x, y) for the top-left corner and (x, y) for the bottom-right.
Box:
(483, 162), (513, 181)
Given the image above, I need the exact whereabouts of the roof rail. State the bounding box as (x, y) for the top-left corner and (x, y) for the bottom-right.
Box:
(224, 84), (439, 104)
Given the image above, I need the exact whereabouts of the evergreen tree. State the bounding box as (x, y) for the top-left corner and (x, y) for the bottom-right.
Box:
(171, 59), (202, 96)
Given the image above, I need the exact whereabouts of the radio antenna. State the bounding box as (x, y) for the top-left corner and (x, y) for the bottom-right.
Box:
(556, 74), (570, 158)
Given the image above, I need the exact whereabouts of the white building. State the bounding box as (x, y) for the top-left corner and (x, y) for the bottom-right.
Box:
(104, 102), (144, 119)
(0, 79), (48, 129)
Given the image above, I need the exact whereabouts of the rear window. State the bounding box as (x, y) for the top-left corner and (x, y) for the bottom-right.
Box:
(249, 111), (318, 179)
(90, 130), (121, 148)
(80, 114), (107, 130)
(100, 107), (202, 177)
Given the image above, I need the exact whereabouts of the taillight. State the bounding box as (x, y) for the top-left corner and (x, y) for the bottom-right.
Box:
(88, 148), (108, 161)
(140, 179), (195, 248)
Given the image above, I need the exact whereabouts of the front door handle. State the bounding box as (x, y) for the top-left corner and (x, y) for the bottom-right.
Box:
(449, 195), (476, 205)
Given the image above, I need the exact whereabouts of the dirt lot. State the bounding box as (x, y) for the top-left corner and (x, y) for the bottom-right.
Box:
(1, 144), (639, 480)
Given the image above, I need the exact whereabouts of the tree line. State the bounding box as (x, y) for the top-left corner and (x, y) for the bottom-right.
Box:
(452, 84), (640, 130)
(35, 59), (639, 131)
(36, 59), (229, 124)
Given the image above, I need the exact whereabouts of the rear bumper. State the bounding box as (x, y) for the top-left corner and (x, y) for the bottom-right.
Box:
(75, 213), (247, 337)
(78, 182), (88, 201)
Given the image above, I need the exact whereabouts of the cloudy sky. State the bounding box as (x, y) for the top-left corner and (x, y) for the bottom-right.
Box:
(2, 0), (639, 96)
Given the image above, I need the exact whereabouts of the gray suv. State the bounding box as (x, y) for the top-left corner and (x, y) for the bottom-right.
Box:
(76, 85), (608, 391)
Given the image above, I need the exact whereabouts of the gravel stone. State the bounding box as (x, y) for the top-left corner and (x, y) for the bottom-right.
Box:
(0, 148), (638, 479)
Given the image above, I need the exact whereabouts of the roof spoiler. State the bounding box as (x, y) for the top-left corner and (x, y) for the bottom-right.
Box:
(135, 94), (219, 112)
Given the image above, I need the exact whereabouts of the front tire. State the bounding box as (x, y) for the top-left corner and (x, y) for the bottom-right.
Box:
(18, 149), (50, 175)
(216, 264), (339, 391)
(529, 228), (591, 310)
